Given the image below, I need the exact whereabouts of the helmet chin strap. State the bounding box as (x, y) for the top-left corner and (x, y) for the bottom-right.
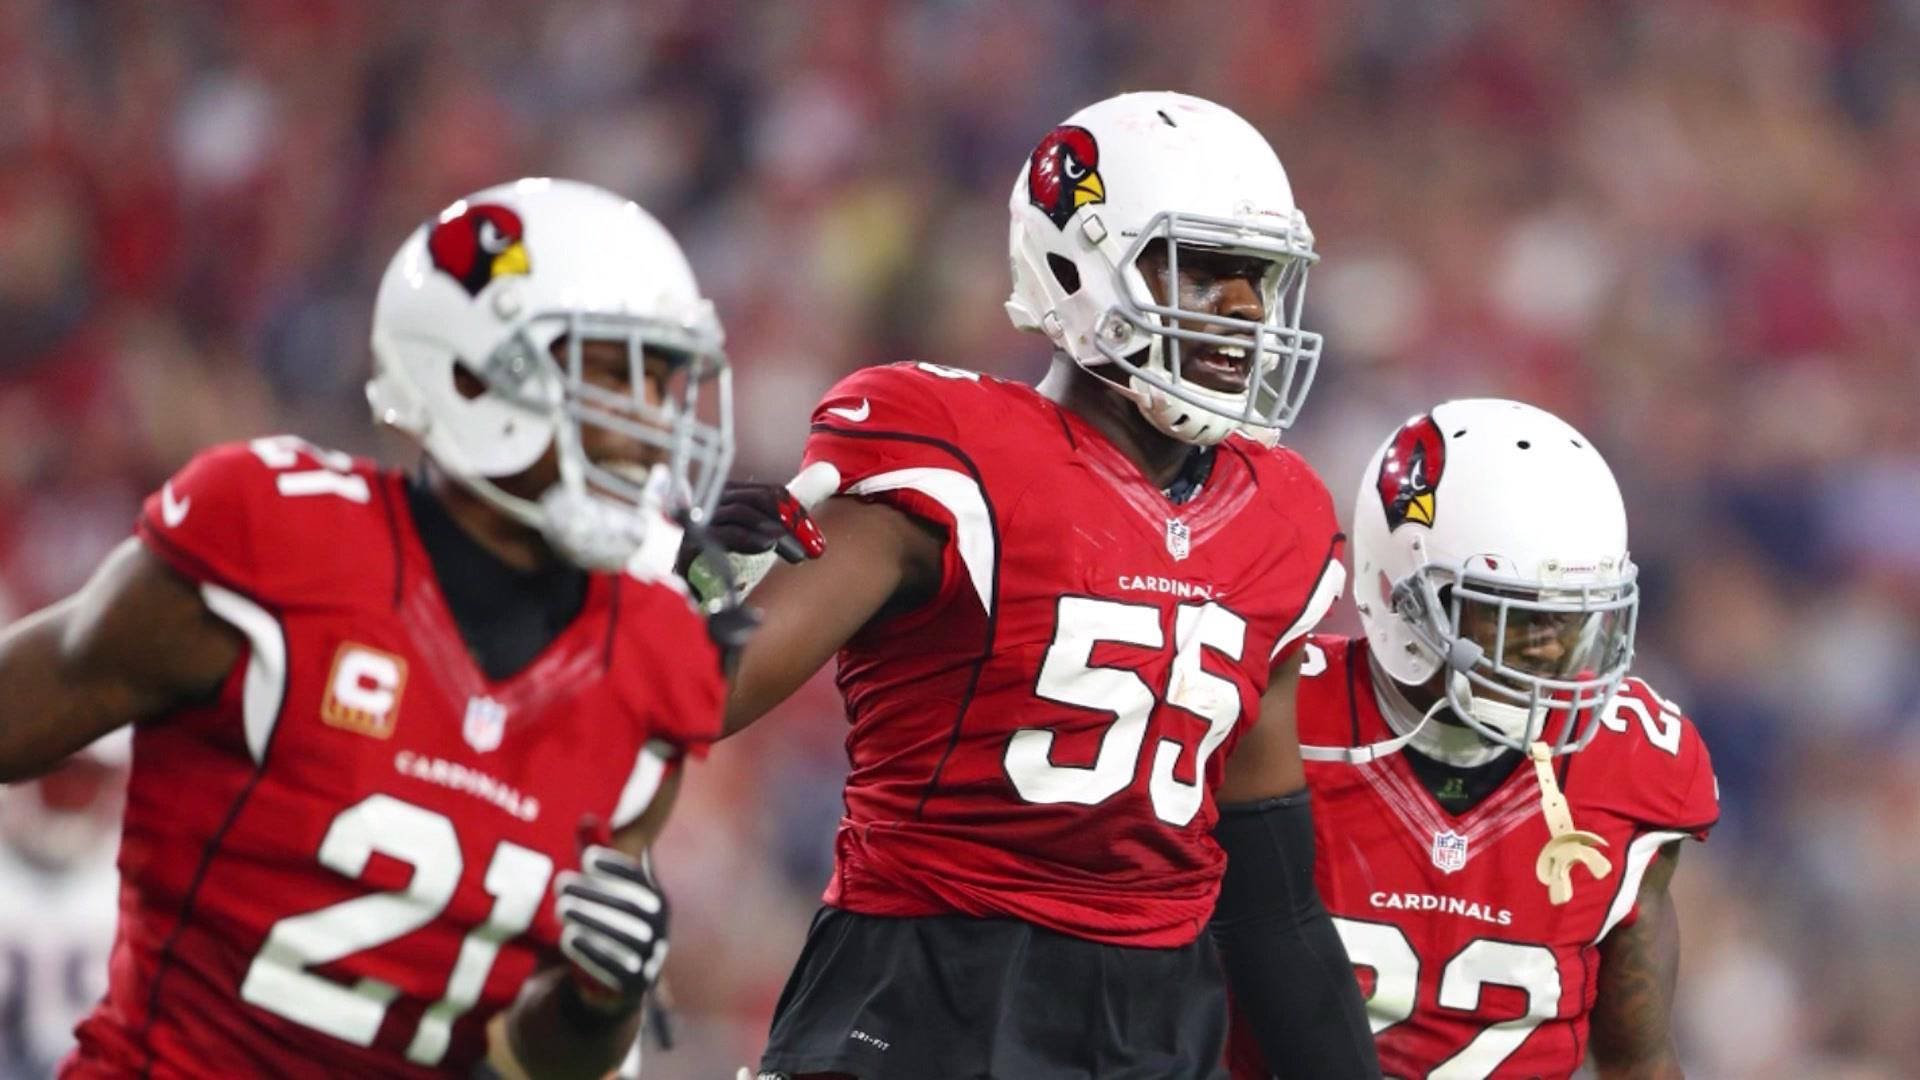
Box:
(1299, 694), (1449, 765)
(453, 458), (678, 574)
(536, 463), (679, 573)
(1126, 374), (1239, 446)
(1302, 645), (1506, 767)
(1112, 321), (1258, 447)
(1445, 670), (1548, 750)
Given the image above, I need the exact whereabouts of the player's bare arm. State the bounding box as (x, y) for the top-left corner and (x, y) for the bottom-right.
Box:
(722, 493), (943, 735)
(0, 538), (239, 782)
(1217, 652), (1308, 804)
(1210, 652), (1380, 1079)
(1588, 846), (1686, 1079)
(489, 773), (684, 1080)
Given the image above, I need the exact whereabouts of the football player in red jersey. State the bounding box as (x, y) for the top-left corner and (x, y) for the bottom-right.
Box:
(1227, 400), (1719, 1080)
(0, 178), (739, 1078)
(693, 93), (1377, 1079)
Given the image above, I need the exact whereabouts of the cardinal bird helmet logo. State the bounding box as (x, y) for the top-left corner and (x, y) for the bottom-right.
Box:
(1027, 125), (1105, 229)
(427, 202), (530, 297)
(1377, 414), (1447, 530)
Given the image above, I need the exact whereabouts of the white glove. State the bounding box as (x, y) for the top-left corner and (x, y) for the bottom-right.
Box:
(554, 845), (670, 1004)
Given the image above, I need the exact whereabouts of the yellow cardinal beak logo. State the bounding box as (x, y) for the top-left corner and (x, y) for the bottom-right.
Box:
(1073, 170), (1104, 208)
(1403, 491), (1435, 527)
(491, 240), (529, 281)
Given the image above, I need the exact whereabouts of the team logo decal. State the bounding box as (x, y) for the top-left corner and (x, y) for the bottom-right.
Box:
(1027, 125), (1105, 229)
(1431, 828), (1470, 874)
(427, 202), (530, 297)
(1377, 414), (1447, 530)
(321, 643), (409, 739)
(1166, 518), (1191, 561)
(463, 695), (509, 753)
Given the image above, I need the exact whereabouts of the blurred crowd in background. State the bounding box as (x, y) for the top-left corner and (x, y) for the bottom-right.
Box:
(2, 0), (1917, 1077)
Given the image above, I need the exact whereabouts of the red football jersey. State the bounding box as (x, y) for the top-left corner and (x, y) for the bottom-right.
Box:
(65, 436), (724, 1079)
(798, 363), (1345, 947)
(1228, 635), (1718, 1080)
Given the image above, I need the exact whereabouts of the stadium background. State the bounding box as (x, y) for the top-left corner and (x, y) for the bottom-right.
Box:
(1, 1), (1916, 1076)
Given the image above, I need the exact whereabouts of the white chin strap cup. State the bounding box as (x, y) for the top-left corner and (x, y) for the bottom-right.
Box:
(537, 463), (677, 573)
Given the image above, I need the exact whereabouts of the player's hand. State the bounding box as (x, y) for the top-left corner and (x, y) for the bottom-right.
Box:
(707, 463), (839, 563)
(680, 462), (840, 604)
(554, 845), (670, 1008)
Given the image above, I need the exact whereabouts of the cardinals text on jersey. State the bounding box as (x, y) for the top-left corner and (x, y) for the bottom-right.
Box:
(795, 363), (1346, 947)
(63, 436), (724, 1079)
(1228, 635), (1717, 1080)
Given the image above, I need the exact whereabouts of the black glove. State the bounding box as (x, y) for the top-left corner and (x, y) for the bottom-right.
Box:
(676, 463), (840, 606)
(704, 480), (829, 563)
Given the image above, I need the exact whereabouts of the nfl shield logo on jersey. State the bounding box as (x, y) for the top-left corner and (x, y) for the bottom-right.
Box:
(1431, 829), (1469, 874)
(463, 696), (508, 753)
(1165, 518), (1191, 561)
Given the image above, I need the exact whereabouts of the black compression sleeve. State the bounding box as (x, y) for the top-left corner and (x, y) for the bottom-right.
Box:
(1210, 789), (1380, 1080)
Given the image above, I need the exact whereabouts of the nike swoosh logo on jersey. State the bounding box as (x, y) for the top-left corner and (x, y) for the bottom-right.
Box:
(826, 398), (870, 423)
(160, 482), (192, 527)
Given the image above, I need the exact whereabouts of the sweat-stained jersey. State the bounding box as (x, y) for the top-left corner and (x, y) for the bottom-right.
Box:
(797, 362), (1345, 948)
(1228, 635), (1718, 1080)
(65, 436), (724, 1079)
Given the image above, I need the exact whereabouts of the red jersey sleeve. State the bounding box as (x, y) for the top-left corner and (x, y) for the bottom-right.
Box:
(1604, 678), (1720, 839)
(607, 577), (727, 759)
(136, 437), (382, 607)
(801, 363), (999, 623)
(801, 363), (978, 483)
(1665, 708), (1719, 841)
(136, 441), (281, 599)
(1589, 678), (1718, 940)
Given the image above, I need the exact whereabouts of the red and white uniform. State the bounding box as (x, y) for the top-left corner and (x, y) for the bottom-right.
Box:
(66, 436), (724, 1079)
(1229, 635), (1718, 1080)
(799, 363), (1345, 948)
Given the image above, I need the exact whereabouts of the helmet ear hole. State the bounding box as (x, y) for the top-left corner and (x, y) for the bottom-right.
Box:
(1046, 253), (1081, 295)
(452, 362), (487, 401)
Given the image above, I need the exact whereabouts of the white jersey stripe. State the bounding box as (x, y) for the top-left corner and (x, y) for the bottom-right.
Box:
(1594, 829), (1687, 943)
(611, 741), (674, 831)
(200, 583), (288, 766)
(847, 467), (996, 617)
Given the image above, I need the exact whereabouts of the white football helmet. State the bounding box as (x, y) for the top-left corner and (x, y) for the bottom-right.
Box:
(1351, 399), (1639, 754)
(1005, 91), (1321, 447)
(368, 178), (732, 570)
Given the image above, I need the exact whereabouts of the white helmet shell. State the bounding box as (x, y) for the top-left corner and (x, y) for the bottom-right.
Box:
(1005, 92), (1321, 446)
(1352, 399), (1639, 752)
(368, 178), (732, 569)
